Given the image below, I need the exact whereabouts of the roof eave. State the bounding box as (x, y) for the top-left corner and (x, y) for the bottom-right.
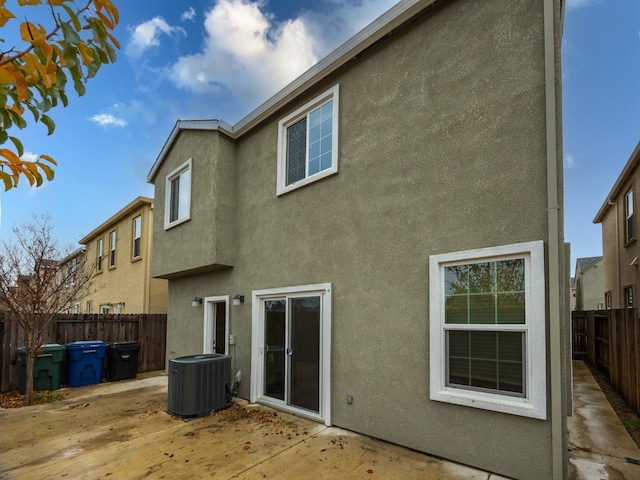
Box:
(145, 0), (438, 184)
(593, 141), (640, 224)
(79, 196), (154, 245)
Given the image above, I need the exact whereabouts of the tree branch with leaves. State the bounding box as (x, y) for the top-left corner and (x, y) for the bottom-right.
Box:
(0, 0), (119, 190)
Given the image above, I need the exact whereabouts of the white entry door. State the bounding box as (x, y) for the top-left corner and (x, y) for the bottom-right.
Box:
(203, 296), (229, 354)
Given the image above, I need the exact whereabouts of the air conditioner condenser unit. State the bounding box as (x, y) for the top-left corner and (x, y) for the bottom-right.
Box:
(167, 353), (232, 418)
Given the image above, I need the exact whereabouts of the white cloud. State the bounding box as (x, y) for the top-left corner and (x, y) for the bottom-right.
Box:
(167, 0), (398, 112)
(170, 0), (320, 105)
(181, 7), (196, 22)
(126, 17), (184, 58)
(90, 113), (128, 128)
(565, 0), (602, 11)
(565, 153), (577, 169)
(20, 151), (39, 162)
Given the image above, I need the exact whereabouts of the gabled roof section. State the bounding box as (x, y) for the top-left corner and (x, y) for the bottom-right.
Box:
(79, 196), (153, 245)
(575, 256), (602, 275)
(594, 141), (640, 224)
(146, 0), (441, 184)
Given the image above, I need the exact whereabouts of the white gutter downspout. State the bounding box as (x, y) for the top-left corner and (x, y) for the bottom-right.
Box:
(543, 0), (564, 478)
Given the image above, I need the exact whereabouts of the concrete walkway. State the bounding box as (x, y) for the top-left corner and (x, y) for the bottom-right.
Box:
(568, 361), (640, 479)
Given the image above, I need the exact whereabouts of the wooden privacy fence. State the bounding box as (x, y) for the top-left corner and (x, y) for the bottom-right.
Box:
(0, 313), (167, 393)
(572, 309), (640, 414)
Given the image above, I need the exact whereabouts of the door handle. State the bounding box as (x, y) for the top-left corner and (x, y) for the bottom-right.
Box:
(287, 348), (293, 356)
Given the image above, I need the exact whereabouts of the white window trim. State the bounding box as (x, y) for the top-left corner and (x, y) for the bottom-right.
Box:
(97, 238), (103, 272)
(132, 215), (142, 259)
(109, 230), (116, 268)
(203, 295), (230, 355)
(429, 240), (547, 420)
(164, 158), (192, 230)
(250, 283), (332, 426)
(276, 85), (339, 196)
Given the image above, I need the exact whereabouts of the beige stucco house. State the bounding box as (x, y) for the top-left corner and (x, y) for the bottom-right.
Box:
(573, 256), (604, 310)
(79, 196), (167, 314)
(147, 1), (570, 478)
(594, 142), (640, 310)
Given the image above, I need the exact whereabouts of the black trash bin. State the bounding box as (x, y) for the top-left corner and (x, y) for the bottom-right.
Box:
(107, 341), (141, 381)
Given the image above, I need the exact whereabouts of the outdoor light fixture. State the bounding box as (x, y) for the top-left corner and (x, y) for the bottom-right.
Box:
(191, 297), (203, 307)
(232, 294), (245, 306)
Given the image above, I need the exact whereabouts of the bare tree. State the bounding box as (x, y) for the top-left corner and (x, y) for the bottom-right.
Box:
(0, 215), (95, 405)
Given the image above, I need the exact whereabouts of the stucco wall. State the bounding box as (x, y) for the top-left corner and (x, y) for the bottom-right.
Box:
(158, 0), (564, 478)
(151, 131), (236, 278)
(83, 203), (166, 313)
(600, 170), (640, 309)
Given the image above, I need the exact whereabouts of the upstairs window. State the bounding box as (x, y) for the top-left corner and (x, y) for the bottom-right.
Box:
(625, 188), (634, 242)
(97, 238), (103, 272)
(165, 159), (192, 229)
(625, 286), (634, 308)
(277, 85), (339, 195)
(109, 230), (116, 268)
(430, 241), (546, 419)
(132, 215), (142, 259)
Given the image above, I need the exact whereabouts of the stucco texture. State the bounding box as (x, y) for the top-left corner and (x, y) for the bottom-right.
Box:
(153, 1), (565, 479)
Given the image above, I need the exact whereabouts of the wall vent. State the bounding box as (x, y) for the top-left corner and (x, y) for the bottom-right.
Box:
(167, 353), (232, 418)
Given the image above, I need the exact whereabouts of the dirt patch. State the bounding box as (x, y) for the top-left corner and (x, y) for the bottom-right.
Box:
(585, 362), (640, 448)
(0, 390), (68, 408)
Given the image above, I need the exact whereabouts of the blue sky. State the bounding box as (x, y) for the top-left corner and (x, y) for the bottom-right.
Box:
(0, 0), (638, 276)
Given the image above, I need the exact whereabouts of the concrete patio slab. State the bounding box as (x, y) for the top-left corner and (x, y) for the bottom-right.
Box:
(0, 372), (507, 480)
(568, 361), (640, 480)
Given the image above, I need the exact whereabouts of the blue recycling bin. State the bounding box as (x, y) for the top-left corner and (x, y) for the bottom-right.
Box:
(65, 341), (107, 387)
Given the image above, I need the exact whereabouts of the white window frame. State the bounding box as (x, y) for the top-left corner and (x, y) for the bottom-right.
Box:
(109, 230), (116, 268)
(276, 85), (339, 196)
(625, 188), (634, 242)
(164, 158), (192, 229)
(97, 238), (103, 272)
(132, 215), (142, 259)
(250, 283), (332, 426)
(429, 240), (547, 420)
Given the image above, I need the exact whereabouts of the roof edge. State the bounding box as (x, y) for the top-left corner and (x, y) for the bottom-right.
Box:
(594, 141), (640, 223)
(145, 0), (438, 184)
(146, 120), (232, 183)
(79, 196), (154, 244)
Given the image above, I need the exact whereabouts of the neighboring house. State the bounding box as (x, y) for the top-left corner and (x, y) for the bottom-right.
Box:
(147, 1), (569, 479)
(570, 277), (576, 310)
(79, 196), (167, 314)
(59, 248), (87, 314)
(594, 142), (640, 310)
(573, 257), (604, 310)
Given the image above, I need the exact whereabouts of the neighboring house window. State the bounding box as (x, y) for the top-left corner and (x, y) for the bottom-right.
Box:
(276, 85), (339, 195)
(87, 301), (92, 314)
(97, 238), (103, 272)
(165, 158), (192, 229)
(100, 304), (110, 314)
(73, 303), (80, 314)
(597, 303), (604, 310)
(625, 188), (634, 242)
(109, 231), (116, 268)
(429, 241), (546, 420)
(132, 215), (142, 259)
(624, 286), (634, 308)
(605, 291), (611, 310)
(68, 257), (76, 286)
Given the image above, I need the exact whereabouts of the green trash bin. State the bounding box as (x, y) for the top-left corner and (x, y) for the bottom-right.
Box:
(16, 344), (66, 395)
